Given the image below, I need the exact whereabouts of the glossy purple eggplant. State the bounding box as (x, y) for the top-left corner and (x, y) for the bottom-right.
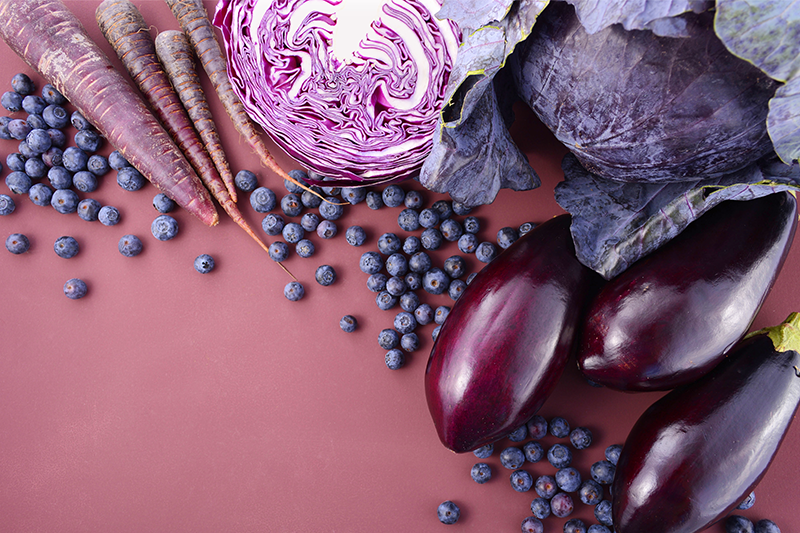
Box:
(578, 192), (797, 391)
(612, 313), (800, 533)
(424, 214), (602, 453)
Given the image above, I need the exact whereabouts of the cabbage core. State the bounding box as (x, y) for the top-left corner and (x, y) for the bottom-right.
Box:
(214, 0), (460, 184)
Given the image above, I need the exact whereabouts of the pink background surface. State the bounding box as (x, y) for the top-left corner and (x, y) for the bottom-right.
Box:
(0, 1), (798, 532)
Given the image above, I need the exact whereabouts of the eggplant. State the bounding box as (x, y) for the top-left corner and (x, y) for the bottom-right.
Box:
(612, 313), (800, 533)
(578, 192), (797, 391)
(424, 214), (602, 453)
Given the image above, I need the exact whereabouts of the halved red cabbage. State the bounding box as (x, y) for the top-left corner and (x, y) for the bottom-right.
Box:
(213, 0), (460, 185)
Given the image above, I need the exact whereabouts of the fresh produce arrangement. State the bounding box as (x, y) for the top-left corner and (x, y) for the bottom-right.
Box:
(0, 0), (798, 532)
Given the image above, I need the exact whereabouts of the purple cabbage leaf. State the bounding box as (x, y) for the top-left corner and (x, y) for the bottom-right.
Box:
(563, 0), (714, 37)
(714, 0), (800, 166)
(554, 153), (800, 279)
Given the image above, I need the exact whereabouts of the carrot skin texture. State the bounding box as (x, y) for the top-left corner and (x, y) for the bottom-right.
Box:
(0, 0), (218, 226)
(154, 29), (237, 203)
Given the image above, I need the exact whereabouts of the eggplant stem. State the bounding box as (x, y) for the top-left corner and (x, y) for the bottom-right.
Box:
(747, 312), (800, 354)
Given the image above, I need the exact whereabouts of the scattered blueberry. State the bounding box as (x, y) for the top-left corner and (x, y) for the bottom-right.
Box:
(153, 193), (176, 213)
(62, 146), (88, 172)
(510, 469), (534, 492)
(339, 315), (358, 332)
(404, 271), (422, 291)
(569, 427), (593, 450)
(285, 170), (307, 193)
(422, 267), (449, 295)
(440, 218), (463, 241)
(431, 325), (441, 342)
(24, 156), (47, 179)
(366, 273), (387, 292)
(316, 219), (338, 238)
(1, 90), (22, 112)
(381, 185), (405, 208)
(315, 264), (337, 286)
(47, 166), (72, 190)
(470, 462), (492, 484)
(280, 193), (302, 217)
(507, 424), (528, 442)
(359, 251), (383, 274)
(118, 235), (143, 257)
(605, 444), (623, 465)
(385, 349), (404, 370)
(70, 111), (91, 130)
(736, 491), (756, 510)
(50, 189), (79, 214)
(41, 84), (67, 105)
(41, 146), (63, 167)
(11, 73), (35, 95)
(0, 194), (15, 215)
(250, 187), (277, 213)
(235, 169), (258, 192)
(436, 500), (460, 525)
(587, 525), (611, 533)
(63, 278), (88, 299)
(28, 182), (53, 207)
(590, 460), (616, 485)
(151, 214), (179, 241)
(523, 441), (545, 463)
(345, 225), (367, 246)
(365, 190), (383, 210)
(457, 233), (477, 254)
(384, 275), (407, 296)
(376, 290), (398, 310)
(42, 104), (69, 129)
(72, 171), (98, 193)
(420, 227), (443, 250)
(281, 222), (304, 244)
(555, 467), (582, 492)
(418, 208), (439, 229)
(284, 281), (305, 301)
(47, 128), (66, 149)
(594, 500), (613, 527)
(399, 291), (420, 313)
(268, 241), (289, 262)
(377, 232), (401, 255)
(87, 154), (110, 176)
(527, 415), (548, 439)
(108, 150), (130, 170)
(499, 447), (525, 470)
(448, 279), (467, 300)
(385, 253), (408, 277)
(725, 515), (754, 533)
(262, 213), (285, 236)
(341, 187), (366, 205)
(550, 492), (574, 518)
(397, 208), (420, 231)
(300, 212), (320, 232)
(547, 443), (572, 469)
(295, 238), (315, 258)
(98, 205), (121, 226)
(431, 199), (453, 220)
(413, 303), (434, 325)
(754, 519), (781, 533)
(22, 94), (46, 115)
(75, 129), (101, 152)
(408, 251), (432, 273)
(301, 188), (323, 209)
(25, 128), (52, 154)
(434, 305), (451, 325)
(452, 201), (472, 216)
(77, 198), (101, 221)
(400, 332), (419, 352)
(6, 171), (32, 194)
(5, 233), (30, 254)
(378, 328), (400, 350)
(578, 479), (604, 506)
(402, 235), (421, 255)
(549, 417), (570, 438)
(472, 443), (494, 459)
(194, 254), (215, 273)
(534, 475), (558, 499)
(563, 518), (587, 533)
(7, 118), (32, 140)
(475, 241), (497, 263)
(530, 498), (551, 520)
(116, 166), (146, 191)
(319, 196), (344, 220)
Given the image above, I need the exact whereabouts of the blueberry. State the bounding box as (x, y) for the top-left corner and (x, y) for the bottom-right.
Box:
(463, 216), (480, 234)
(108, 150), (130, 170)
(578, 479), (603, 505)
(359, 251), (383, 274)
(413, 303), (434, 325)
(725, 515), (754, 533)
(22, 94), (46, 115)
(116, 166), (146, 191)
(70, 111), (91, 130)
(0, 194), (15, 215)
(98, 205), (121, 226)
(436, 501), (460, 525)
(376, 289), (398, 310)
(24, 156), (47, 179)
(280, 193), (302, 217)
(736, 491), (756, 510)
(250, 187), (277, 213)
(523, 441), (544, 463)
(11, 73), (35, 95)
(301, 188), (324, 209)
(297, 212), (319, 233)
(404, 271), (422, 291)
(385, 349), (404, 370)
(381, 185), (405, 207)
(319, 196), (344, 220)
(62, 146), (88, 172)
(418, 208), (439, 228)
(5, 233), (30, 254)
(397, 208), (420, 231)
(431, 199), (453, 220)
(47, 166), (72, 190)
(7, 118), (31, 140)
(550, 492), (574, 518)
(1, 91), (22, 112)
(519, 222), (537, 236)
(42, 104), (69, 129)
(422, 268), (449, 295)
(378, 328), (400, 350)
(587, 525), (611, 533)
(440, 218), (463, 241)
(447, 279), (465, 300)
(42, 147), (63, 167)
(282, 222), (304, 244)
(284, 281), (305, 301)
(366, 273), (387, 292)
(6, 153), (25, 172)
(399, 291), (420, 313)
(563, 518), (587, 533)
(153, 193), (176, 213)
(342, 187), (366, 205)
(475, 241), (498, 263)
(534, 475), (558, 499)
(530, 498), (550, 520)
(234, 169), (258, 192)
(594, 500), (613, 526)
(420, 227), (443, 250)
(443, 255), (466, 279)
(18, 140), (36, 159)
(434, 305), (451, 325)
(385, 253), (408, 277)
(472, 443), (494, 459)
(26, 113), (47, 131)
(285, 170), (308, 193)
(431, 325), (441, 342)
(377, 232), (401, 255)
(47, 128), (66, 148)
(295, 239), (315, 258)
(50, 189), (79, 214)
(151, 214), (179, 241)
(385, 276), (407, 297)
(25, 128), (52, 154)
(408, 251), (432, 273)
(191, 253), (215, 273)
(549, 416), (570, 438)
(547, 443), (572, 469)
(77, 198), (101, 221)
(118, 234), (143, 257)
(555, 467), (582, 492)
(316, 219), (338, 239)
(339, 315), (358, 332)
(268, 241), (289, 262)
(457, 233), (477, 254)
(365, 190), (383, 210)
(6, 170), (33, 194)
(400, 332), (419, 352)
(499, 446), (525, 469)
(590, 460), (616, 485)
(452, 201), (472, 216)
(315, 264), (337, 286)
(604, 444), (623, 465)
(470, 462), (491, 484)
(63, 278), (88, 299)
(262, 213), (285, 236)
(497, 226), (519, 249)
(87, 154), (110, 176)
(754, 519), (781, 533)
(569, 427), (593, 450)
(402, 235), (421, 255)
(41, 84), (66, 105)
(28, 182), (53, 206)
(345, 225), (367, 246)
(72, 171), (98, 193)
(394, 311), (417, 334)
